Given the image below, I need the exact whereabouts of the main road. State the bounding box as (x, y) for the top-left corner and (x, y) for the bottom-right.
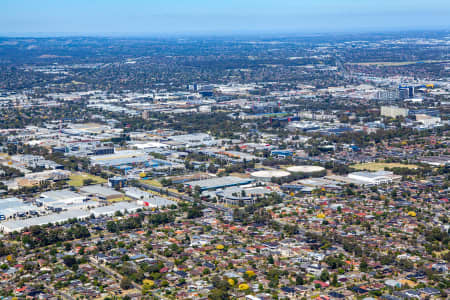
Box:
(135, 181), (232, 213)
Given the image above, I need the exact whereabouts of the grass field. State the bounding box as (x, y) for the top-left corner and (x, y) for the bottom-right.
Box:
(351, 162), (418, 171)
(348, 60), (450, 67)
(140, 179), (163, 187)
(107, 196), (132, 203)
(67, 173), (107, 187)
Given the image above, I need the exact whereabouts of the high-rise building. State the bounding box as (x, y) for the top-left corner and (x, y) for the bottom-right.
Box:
(399, 86), (414, 99)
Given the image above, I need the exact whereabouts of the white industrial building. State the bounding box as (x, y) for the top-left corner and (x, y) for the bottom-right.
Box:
(123, 187), (176, 207)
(0, 209), (90, 233)
(80, 184), (123, 200)
(0, 197), (41, 219)
(165, 133), (216, 148)
(415, 114), (441, 127)
(90, 202), (143, 217)
(39, 190), (86, 204)
(0, 202), (144, 233)
(348, 171), (397, 185)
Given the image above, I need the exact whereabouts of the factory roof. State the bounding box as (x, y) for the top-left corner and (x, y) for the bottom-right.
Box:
(40, 190), (86, 201)
(0, 197), (39, 218)
(80, 185), (123, 198)
(90, 202), (142, 217)
(185, 176), (254, 191)
(0, 209), (90, 232)
(349, 171), (393, 178)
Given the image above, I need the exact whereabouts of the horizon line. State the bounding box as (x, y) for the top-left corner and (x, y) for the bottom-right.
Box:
(1, 28), (449, 39)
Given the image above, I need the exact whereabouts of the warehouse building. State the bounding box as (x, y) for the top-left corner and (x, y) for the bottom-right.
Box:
(123, 187), (176, 207)
(80, 185), (123, 201)
(0, 197), (40, 219)
(184, 176), (254, 191)
(380, 106), (409, 118)
(0, 209), (90, 233)
(90, 202), (143, 217)
(204, 186), (273, 205)
(0, 202), (145, 232)
(165, 133), (216, 148)
(40, 190), (86, 204)
(348, 171), (398, 185)
(89, 150), (149, 167)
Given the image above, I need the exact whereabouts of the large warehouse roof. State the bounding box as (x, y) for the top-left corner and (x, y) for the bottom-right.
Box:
(286, 165), (325, 173)
(91, 202), (142, 217)
(185, 176), (254, 191)
(0, 197), (39, 218)
(40, 190), (86, 203)
(0, 209), (90, 233)
(250, 170), (290, 179)
(80, 185), (123, 198)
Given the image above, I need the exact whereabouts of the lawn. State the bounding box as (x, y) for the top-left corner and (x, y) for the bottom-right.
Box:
(351, 162), (418, 171)
(107, 196), (132, 203)
(67, 173), (107, 187)
(140, 179), (163, 187)
(348, 60), (450, 67)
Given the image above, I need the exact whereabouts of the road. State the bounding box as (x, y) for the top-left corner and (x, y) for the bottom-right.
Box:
(89, 257), (168, 300)
(136, 181), (232, 213)
(44, 283), (75, 300)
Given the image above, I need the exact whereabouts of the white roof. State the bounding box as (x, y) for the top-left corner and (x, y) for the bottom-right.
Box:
(251, 170), (290, 178)
(0, 209), (90, 232)
(90, 202), (142, 217)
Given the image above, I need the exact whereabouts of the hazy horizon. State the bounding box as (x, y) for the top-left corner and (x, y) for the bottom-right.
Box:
(1, 0), (450, 36)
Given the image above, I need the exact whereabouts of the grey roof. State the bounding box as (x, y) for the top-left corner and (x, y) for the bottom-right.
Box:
(80, 185), (123, 197)
(90, 202), (142, 217)
(0, 209), (90, 232)
(142, 196), (176, 207)
(0, 197), (39, 217)
(350, 171), (393, 178)
(40, 190), (86, 201)
(123, 188), (176, 207)
(185, 176), (253, 190)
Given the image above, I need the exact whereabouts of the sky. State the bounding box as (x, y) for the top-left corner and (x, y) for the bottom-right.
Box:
(1, 0), (449, 36)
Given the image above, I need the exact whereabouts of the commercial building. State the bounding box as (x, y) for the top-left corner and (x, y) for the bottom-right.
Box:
(250, 170), (291, 182)
(89, 150), (149, 168)
(0, 202), (145, 232)
(123, 187), (176, 207)
(419, 156), (450, 166)
(204, 186), (273, 206)
(108, 176), (127, 188)
(80, 185), (123, 201)
(0, 209), (90, 233)
(380, 106), (409, 118)
(0, 197), (40, 219)
(348, 171), (397, 185)
(165, 133), (216, 148)
(40, 190), (86, 204)
(90, 202), (143, 217)
(415, 114), (441, 127)
(184, 176), (254, 191)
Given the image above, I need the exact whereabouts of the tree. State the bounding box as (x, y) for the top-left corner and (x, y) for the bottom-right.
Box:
(209, 289), (229, 300)
(120, 276), (133, 290)
(63, 255), (77, 269)
(82, 178), (95, 186)
(106, 221), (119, 233)
(296, 274), (304, 285)
(332, 273), (338, 286)
(360, 259), (368, 272)
(320, 269), (330, 282)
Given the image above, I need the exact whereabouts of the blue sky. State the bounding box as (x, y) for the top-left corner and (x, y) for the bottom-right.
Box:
(1, 0), (449, 36)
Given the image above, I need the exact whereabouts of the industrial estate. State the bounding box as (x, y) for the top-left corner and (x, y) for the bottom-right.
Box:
(0, 31), (448, 300)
